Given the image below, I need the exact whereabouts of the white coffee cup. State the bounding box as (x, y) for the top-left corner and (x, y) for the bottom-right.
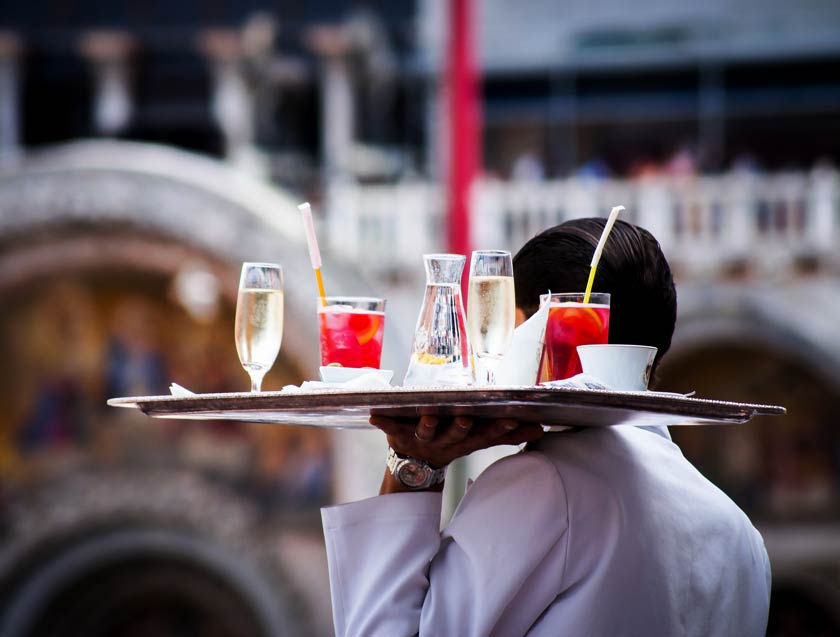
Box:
(576, 344), (658, 391)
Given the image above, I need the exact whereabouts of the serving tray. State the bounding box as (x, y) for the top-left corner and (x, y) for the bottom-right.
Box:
(107, 386), (786, 430)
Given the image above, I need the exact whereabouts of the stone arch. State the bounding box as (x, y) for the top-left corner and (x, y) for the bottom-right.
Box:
(0, 140), (400, 635)
(666, 281), (840, 393)
(0, 139), (391, 375)
(663, 282), (840, 462)
(660, 283), (840, 522)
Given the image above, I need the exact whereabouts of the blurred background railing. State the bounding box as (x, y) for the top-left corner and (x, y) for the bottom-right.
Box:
(326, 169), (840, 278)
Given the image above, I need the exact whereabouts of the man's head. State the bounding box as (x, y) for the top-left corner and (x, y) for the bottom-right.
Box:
(512, 218), (677, 370)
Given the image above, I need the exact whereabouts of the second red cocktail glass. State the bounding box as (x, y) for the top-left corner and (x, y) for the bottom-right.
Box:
(318, 296), (386, 368)
(538, 292), (610, 382)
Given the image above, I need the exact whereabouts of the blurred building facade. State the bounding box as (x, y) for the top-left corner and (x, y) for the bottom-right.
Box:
(4, 1), (840, 178)
(0, 140), (350, 636)
(1, 1), (840, 635)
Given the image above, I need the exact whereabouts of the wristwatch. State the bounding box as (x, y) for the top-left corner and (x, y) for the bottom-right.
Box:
(386, 447), (447, 489)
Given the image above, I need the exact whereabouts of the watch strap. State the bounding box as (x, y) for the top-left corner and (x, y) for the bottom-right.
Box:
(386, 447), (447, 489)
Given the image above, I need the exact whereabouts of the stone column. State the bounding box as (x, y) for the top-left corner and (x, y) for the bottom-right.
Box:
(0, 32), (22, 162)
(307, 26), (357, 179)
(198, 30), (264, 175)
(79, 31), (134, 136)
(425, 75), (445, 180)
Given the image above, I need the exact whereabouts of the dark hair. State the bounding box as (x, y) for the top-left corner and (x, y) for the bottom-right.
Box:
(512, 218), (677, 371)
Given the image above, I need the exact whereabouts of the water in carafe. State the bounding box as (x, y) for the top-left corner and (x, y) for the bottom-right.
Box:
(403, 254), (473, 387)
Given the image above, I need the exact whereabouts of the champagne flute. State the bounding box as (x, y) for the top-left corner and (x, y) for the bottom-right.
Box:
(235, 262), (284, 392)
(467, 250), (515, 385)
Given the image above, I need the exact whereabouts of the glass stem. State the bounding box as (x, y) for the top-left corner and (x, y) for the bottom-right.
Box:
(250, 373), (263, 393)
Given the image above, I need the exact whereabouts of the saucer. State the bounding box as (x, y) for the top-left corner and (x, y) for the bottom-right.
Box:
(319, 366), (394, 384)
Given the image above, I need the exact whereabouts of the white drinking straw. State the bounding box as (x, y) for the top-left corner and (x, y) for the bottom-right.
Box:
(298, 202), (327, 303)
(583, 205), (625, 304)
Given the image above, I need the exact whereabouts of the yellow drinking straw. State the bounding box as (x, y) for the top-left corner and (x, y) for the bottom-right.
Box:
(583, 205), (625, 304)
(298, 202), (327, 306)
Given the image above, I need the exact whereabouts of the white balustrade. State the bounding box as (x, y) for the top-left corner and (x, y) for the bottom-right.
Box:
(324, 171), (840, 279)
(809, 169), (838, 253)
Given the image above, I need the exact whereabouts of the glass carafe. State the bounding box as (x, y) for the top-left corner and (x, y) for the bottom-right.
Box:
(403, 254), (473, 387)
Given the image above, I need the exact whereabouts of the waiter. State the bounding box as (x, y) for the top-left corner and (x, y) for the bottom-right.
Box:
(321, 219), (771, 636)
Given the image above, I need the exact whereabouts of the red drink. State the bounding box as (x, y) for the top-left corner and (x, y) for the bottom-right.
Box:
(539, 299), (610, 382)
(319, 307), (385, 368)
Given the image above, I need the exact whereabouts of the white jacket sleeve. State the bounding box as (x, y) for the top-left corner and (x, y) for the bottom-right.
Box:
(321, 452), (570, 637)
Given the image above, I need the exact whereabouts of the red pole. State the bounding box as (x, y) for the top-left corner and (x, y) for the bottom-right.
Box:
(447, 0), (481, 291)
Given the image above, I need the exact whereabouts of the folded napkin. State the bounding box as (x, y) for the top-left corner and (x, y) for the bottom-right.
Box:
(168, 374), (392, 396)
(282, 371), (393, 393)
(495, 301), (550, 386)
(541, 373), (612, 391)
(541, 374), (693, 397)
(169, 382), (196, 397)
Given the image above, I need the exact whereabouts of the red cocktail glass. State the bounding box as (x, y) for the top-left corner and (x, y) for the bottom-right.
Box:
(538, 293), (610, 382)
(318, 296), (386, 368)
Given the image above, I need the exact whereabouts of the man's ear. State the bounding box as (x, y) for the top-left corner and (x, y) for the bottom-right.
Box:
(515, 307), (527, 327)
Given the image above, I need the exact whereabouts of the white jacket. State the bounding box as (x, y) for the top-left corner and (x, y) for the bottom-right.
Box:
(321, 426), (771, 636)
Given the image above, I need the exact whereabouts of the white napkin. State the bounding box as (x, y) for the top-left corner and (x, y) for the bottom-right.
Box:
(169, 382), (196, 396)
(541, 373), (612, 391)
(495, 301), (550, 386)
(282, 371), (393, 393)
(541, 374), (694, 397)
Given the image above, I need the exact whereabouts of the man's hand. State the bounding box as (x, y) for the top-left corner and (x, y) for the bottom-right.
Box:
(372, 415), (544, 494)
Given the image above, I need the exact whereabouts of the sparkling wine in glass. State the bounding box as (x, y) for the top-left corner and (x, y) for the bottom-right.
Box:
(235, 262), (284, 392)
(467, 250), (515, 385)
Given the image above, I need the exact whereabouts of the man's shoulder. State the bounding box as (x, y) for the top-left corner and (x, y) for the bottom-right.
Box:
(469, 449), (567, 500)
(544, 427), (759, 533)
(444, 450), (571, 562)
(448, 451), (569, 530)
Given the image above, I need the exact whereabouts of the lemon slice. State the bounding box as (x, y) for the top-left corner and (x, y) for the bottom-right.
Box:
(581, 307), (604, 331)
(355, 316), (381, 345)
(416, 352), (449, 365)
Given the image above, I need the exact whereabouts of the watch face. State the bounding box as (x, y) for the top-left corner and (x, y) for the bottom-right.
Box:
(398, 461), (432, 488)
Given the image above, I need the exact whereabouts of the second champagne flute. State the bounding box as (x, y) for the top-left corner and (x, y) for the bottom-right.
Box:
(467, 250), (515, 385)
(234, 262), (284, 392)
